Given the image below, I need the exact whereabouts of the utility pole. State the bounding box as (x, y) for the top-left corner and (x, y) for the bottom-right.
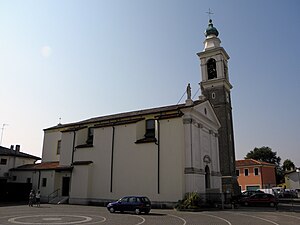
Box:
(0, 124), (8, 146)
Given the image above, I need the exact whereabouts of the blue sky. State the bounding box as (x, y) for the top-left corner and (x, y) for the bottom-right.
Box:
(1, 0), (299, 166)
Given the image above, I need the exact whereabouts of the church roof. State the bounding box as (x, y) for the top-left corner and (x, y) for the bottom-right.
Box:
(10, 161), (71, 171)
(236, 159), (275, 167)
(44, 100), (204, 131)
(10, 161), (93, 171)
(0, 146), (40, 160)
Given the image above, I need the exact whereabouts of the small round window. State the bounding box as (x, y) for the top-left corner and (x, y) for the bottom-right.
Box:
(212, 92), (216, 99)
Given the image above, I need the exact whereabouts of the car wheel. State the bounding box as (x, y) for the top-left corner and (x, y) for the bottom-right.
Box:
(244, 202), (249, 206)
(144, 210), (150, 214)
(270, 202), (275, 207)
(109, 207), (115, 213)
(135, 208), (141, 215)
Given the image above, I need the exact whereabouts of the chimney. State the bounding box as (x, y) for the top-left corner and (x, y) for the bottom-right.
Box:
(10, 145), (14, 150)
(15, 145), (20, 152)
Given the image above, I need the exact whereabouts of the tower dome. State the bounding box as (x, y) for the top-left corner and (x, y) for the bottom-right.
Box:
(205, 19), (219, 37)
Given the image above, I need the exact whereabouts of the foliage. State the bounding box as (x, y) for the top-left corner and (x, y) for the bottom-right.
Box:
(245, 146), (281, 167)
(245, 146), (283, 183)
(176, 192), (202, 210)
(282, 159), (295, 171)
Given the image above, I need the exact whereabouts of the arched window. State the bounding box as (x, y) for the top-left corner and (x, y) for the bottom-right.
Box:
(207, 58), (217, 80)
(205, 165), (211, 189)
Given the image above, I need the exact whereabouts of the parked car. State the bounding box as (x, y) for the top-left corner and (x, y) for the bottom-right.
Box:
(241, 190), (264, 197)
(107, 196), (151, 214)
(239, 193), (278, 207)
(282, 189), (298, 198)
(272, 187), (284, 198)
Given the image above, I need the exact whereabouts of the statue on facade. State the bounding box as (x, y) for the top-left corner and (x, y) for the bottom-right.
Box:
(186, 83), (192, 100)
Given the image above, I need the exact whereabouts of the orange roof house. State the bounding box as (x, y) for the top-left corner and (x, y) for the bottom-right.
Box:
(236, 159), (276, 191)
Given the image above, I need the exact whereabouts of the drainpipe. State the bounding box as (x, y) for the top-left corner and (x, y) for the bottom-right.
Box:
(38, 170), (41, 189)
(71, 131), (76, 165)
(110, 126), (115, 193)
(155, 120), (160, 194)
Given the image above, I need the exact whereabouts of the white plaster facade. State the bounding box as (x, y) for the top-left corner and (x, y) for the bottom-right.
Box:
(0, 146), (40, 182)
(14, 100), (221, 205)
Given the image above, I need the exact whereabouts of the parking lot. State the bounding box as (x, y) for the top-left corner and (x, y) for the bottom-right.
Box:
(1, 204), (300, 225)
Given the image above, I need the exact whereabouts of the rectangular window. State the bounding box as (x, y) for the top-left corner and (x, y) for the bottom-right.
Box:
(145, 119), (155, 138)
(57, 140), (61, 155)
(0, 158), (7, 165)
(244, 168), (249, 176)
(86, 127), (94, 145)
(42, 178), (47, 187)
(26, 178), (31, 183)
(236, 169), (240, 176)
(12, 176), (17, 181)
(254, 168), (259, 176)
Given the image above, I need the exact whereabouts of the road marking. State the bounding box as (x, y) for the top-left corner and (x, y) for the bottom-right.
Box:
(201, 213), (232, 225)
(133, 215), (145, 225)
(230, 212), (280, 225)
(6, 215), (107, 225)
(267, 212), (300, 220)
(168, 214), (187, 225)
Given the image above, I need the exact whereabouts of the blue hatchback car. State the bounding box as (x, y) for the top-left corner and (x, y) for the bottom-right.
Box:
(107, 196), (151, 214)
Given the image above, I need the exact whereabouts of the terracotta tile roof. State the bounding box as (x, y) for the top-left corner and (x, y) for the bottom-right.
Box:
(236, 159), (275, 167)
(0, 146), (40, 160)
(10, 161), (72, 171)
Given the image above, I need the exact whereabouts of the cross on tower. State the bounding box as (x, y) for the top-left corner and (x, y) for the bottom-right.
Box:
(206, 8), (214, 20)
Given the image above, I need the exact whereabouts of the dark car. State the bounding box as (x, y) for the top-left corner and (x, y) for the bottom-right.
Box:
(107, 196), (151, 214)
(241, 190), (264, 197)
(239, 193), (278, 207)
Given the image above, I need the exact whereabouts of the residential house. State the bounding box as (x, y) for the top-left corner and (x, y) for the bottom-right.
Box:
(285, 168), (300, 190)
(0, 145), (40, 183)
(236, 159), (276, 191)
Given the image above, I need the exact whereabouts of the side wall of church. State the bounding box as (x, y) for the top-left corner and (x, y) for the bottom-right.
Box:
(69, 117), (185, 204)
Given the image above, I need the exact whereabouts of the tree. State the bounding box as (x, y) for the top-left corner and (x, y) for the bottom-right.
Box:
(282, 159), (295, 171)
(245, 146), (281, 166)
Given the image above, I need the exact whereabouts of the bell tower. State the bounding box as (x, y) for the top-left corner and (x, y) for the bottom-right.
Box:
(197, 19), (239, 194)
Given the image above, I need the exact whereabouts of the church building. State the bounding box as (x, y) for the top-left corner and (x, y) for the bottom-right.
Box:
(10, 20), (238, 205)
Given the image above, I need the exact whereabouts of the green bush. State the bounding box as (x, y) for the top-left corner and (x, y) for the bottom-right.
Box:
(176, 192), (202, 210)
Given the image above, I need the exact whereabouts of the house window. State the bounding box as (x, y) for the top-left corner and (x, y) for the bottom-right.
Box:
(57, 140), (61, 155)
(86, 127), (94, 145)
(254, 168), (259, 176)
(42, 178), (47, 187)
(236, 169), (240, 176)
(244, 168), (249, 176)
(26, 178), (31, 183)
(145, 119), (155, 138)
(0, 158), (7, 165)
(12, 176), (17, 181)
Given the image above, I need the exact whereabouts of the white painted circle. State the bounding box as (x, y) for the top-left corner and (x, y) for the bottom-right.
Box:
(8, 215), (92, 224)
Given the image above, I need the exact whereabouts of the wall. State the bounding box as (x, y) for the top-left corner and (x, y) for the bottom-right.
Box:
(237, 166), (261, 191)
(69, 117), (185, 204)
(261, 166), (276, 188)
(0, 156), (36, 177)
(42, 130), (61, 162)
(60, 132), (74, 166)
